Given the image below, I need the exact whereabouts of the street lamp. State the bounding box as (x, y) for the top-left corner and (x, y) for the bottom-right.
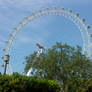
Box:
(3, 55), (10, 74)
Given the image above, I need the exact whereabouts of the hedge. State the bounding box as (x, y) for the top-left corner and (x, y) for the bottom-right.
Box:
(80, 78), (92, 92)
(0, 73), (60, 92)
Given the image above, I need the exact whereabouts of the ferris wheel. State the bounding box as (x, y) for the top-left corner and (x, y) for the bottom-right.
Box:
(2, 7), (91, 75)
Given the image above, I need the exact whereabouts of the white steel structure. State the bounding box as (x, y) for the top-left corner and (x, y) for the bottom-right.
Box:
(27, 42), (45, 76)
(3, 7), (91, 74)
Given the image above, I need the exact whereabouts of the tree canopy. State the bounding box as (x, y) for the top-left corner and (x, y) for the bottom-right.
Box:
(24, 42), (92, 92)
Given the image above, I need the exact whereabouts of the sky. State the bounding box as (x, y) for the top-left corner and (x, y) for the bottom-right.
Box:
(0, 0), (92, 74)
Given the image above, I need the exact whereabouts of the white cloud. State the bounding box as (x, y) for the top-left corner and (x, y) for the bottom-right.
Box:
(0, 0), (55, 8)
(0, 0), (91, 8)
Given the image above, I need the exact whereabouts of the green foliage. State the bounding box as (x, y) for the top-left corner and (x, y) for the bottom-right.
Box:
(80, 77), (92, 92)
(0, 73), (60, 92)
(24, 42), (92, 92)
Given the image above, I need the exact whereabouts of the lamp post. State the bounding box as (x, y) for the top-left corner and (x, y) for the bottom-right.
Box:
(3, 55), (10, 74)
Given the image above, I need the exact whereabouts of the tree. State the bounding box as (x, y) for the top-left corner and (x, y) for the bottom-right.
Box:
(0, 73), (60, 92)
(24, 42), (92, 92)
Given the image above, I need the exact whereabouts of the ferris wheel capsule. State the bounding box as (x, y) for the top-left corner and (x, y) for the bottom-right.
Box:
(14, 27), (17, 31)
(2, 64), (5, 67)
(61, 8), (64, 11)
(3, 48), (6, 51)
(19, 22), (23, 24)
(89, 33), (92, 37)
(9, 34), (13, 37)
(24, 16), (29, 19)
(38, 10), (44, 16)
(75, 13), (79, 17)
(39, 10), (42, 13)
(46, 8), (50, 11)
(87, 24), (91, 29)
(54, 7), (57, 10)
(53, 7), (58, 14)
(82, 18), (85, 22)
(5, 41), (9, 44)
(32, 13), (35, 16)
(69, 10), (72, 13)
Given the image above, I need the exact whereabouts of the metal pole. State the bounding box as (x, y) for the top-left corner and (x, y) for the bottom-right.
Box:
(3, 55), (10, 75)
(4, 62), (7, 74)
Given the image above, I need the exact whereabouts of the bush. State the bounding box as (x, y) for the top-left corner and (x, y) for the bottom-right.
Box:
(0, 73), (60, 92)
(81, 78), (92, 92)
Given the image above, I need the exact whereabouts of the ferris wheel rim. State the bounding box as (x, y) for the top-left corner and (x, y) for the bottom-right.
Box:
(4, 7), (91, 75)
(4, 8), (90, 56)
(3, 7), (91, 75)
